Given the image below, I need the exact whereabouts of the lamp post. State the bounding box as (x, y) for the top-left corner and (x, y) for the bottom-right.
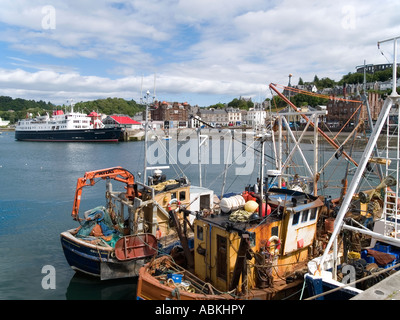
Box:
(143, 90), (150, 184)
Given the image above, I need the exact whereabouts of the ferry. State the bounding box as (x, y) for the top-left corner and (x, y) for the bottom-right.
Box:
(15, 103), (122, 142)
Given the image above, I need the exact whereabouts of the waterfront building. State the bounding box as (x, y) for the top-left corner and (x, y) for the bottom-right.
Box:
(197, 107), (242, 127)
(244, 106), (267, 128)
(103, 114), (142, 129)
(356, 63), (400, 74)
(150, 101), (189, 128)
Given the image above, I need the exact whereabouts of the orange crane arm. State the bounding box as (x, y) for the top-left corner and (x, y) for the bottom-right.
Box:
(71, 166), (136, 220)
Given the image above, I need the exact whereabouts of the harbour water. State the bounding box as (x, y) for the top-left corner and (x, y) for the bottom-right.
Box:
(0, 130), (260, 300)
(0, 129), (365, 300)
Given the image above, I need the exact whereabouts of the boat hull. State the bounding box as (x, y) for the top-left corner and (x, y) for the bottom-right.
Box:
(305, 242), (400, 300)
(15, 127), (122, 142)
(136, 257), (232, 300)
(304, 273), (362, 300)
(60, 231), (148, 280)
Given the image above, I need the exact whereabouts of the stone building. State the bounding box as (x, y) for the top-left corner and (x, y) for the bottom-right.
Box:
(150, 101), (189, 128)
(326, 92), (385, 129)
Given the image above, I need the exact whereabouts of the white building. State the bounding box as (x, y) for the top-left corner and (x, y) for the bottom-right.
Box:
(198, 107), (242, 127)
(244, 107), (266, 127)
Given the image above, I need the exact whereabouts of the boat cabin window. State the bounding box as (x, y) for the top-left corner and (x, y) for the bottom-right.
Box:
(200, 194), (210, 210)
(293, 208), (318, 226)
(216, 235), (227, 281)
(301, 210), (309, 223)
(179, 191), (186, 201)
(170, 191), (187, 201)
(197, 225), (203, 241)
(292, 212), (300, 225)
(310, 208), (317, 220)
(271, 226), (279, 237)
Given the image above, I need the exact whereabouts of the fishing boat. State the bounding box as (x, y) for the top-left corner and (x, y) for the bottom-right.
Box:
(304, 37), (400, 300)
(136, 92), (376, 300)
(136, 131), (329, 300)
(60, 166), (215, 280)
(15, 101), (122, 142)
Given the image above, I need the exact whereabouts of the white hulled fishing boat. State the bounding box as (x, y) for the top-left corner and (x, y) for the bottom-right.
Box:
(305, 36), (400, 300)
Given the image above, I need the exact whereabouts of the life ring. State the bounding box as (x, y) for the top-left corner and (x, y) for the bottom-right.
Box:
(266, 236), (281, 255)
(167, 198), (181, 211)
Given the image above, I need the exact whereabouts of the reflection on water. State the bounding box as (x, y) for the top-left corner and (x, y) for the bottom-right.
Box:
(66, 273), (137, 300)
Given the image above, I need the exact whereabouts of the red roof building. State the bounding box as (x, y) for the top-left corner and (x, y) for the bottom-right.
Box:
(103, 115), (143, 129)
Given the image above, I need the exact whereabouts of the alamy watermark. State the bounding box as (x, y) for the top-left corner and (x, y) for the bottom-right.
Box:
(341, 5), (356, 30)
(146, 131), (256, 175)
(341, 264), (356, 287)
(41, 265), (56, 290)
(41, 5), (56, 30)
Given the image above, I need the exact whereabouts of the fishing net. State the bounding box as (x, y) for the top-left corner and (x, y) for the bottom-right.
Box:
(76, 206), (122, 246)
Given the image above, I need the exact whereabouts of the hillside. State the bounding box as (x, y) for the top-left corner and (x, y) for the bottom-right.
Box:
(0, 97), (145, 124)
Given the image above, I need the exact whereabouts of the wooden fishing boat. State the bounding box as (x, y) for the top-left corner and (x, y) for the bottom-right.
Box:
(136, 105), (359, 300)
(60, 166), (215, 280)
(137, 255), (233, 300)
(137, 186), (326, 300)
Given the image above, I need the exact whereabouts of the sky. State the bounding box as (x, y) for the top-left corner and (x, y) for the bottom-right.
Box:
(0, 0), (400, 107)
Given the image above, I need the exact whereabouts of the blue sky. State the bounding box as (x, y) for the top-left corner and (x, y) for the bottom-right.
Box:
(0, 0), (400, 107)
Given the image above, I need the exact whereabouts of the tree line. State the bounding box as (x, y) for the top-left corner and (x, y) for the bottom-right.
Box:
(299, 67), (400, 89)
(0, 97), (145, 124)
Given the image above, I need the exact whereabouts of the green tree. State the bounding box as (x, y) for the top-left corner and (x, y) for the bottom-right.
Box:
(209, 103), (225, 109)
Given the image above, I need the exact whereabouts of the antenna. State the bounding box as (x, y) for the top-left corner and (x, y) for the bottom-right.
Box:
(140, 75), (143, 105)
(377, 36), (400, 97)
(153, 73), (157, 102)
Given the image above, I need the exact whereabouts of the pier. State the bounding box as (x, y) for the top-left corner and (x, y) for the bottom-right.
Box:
(351, 270), (400, 300)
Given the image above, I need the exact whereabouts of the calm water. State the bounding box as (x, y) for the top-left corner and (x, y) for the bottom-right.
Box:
(0, 130), (365, 300)
(0, 130), (262, 300)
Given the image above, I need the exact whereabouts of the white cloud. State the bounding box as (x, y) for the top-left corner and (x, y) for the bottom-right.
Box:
(0, 0), (400, 106)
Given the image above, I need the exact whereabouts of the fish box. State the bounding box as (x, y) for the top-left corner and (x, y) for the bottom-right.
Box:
(167, 273), (183, 283)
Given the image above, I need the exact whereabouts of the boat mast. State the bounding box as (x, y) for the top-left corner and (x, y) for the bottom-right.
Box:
(258, 133), (268, 217)
(360, 59), (383, 180)
(143, 90), (150, 184)
(318, 36), (400, 270)
(197, 129), (208, 187)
